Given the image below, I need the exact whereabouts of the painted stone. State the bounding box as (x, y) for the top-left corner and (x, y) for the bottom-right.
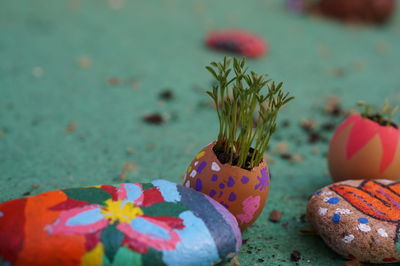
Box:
(0, 180), (241, 266)
(205, 29), (266, 58)
(317, 0), (396, 25)
(307, 179), (400, 263)
(328, 114), (400, 182)
(183, 142), (270, 231)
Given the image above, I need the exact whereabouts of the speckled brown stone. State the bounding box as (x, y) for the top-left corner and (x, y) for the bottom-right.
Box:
(307, 179), (400, 263)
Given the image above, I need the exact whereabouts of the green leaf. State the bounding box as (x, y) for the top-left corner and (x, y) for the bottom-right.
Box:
(101, 224), (125, 263)
(111, 246), (142, 266)
(141, 183), (154, 190)
(141, 248), (164, 266)
(63, 187), (111, 205)
(141, 201), (187, 217)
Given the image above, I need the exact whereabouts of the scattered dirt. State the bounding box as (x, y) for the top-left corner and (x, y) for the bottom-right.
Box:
(119, 162), (136, 181)
(213, 144), (259, 170)
(331, 67), (345, 77)
(366, 113), (398, 128)
(290, 250), (301, 262)
(146, 144), (156, 150)
(107, 77), (122, 86)
(324, 95), (343, 117)
(77, 56), (91, 69)
(280, 153), (292, 160)
(290, 154), (304, 163)
(269, 210), (282, 222)
(281, 120), (290, 128)
(143, 113), (164, 125)
(159, 90), (174, 100)
(229, 256), (241, 266)
(345, 259), (363, 266)
(274, 141), (288, 154)
(308, 131), (325, 144)
(64, 123), (77, 134)
(321, 122), (335, 131)
(131, 80), (141, 90)
(299, 228), (317, 235)
(300, 119), (316, 132)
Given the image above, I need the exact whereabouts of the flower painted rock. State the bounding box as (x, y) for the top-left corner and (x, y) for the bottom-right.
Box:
(205, 30), (267, 58)
(0, 180), (241, 266)
(307, 179), (400, 263)
(328, 114), (400, 182)
(183, 142), (270, 231)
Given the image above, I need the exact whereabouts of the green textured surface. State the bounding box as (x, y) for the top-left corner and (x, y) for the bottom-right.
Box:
(1, 0), (400, 265)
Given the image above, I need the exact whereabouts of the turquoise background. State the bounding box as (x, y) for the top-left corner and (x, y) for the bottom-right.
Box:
(1, 0), (399, 265)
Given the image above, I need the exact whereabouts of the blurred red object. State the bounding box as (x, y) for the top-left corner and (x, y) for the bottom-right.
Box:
(205, 30), (267, 58)
(317, 0), (396, 24)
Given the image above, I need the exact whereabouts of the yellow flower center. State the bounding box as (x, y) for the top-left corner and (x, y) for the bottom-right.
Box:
(101, 199), (143, 224)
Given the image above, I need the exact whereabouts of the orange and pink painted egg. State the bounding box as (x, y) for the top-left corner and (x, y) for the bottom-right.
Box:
(328, 114), (400, 182)
(183, 142), (270, 231)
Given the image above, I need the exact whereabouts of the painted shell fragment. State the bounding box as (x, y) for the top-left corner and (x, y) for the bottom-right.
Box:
(183, 142), (270, 231)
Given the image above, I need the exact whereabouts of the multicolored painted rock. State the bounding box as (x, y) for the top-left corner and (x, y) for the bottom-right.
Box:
(183, 142), (270, 231)
(0, 180), (241, 266)
(205, 29), (267, 58)
(307, 179), (400, 263)
(328, 114), (400, 182)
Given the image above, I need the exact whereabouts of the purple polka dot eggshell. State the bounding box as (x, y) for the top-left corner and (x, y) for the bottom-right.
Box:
(183, 141), (270, 231)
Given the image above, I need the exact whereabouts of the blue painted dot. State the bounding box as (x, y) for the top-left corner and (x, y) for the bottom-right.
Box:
(0, 211), (3, 217)
(197, 161), (207, 173)
(195, 179), (202, 191)
(332, 213), (341, 223)
(211, 174), (218, 182)
(227, 176), (235, 187)
(315, 190), (322, 195)
(209, 189), (216, 197)
(327, 197), (340, 204)
(228, 192), (237, 202)
(358, 217), (369, 224)
(219, 183), (225, 189)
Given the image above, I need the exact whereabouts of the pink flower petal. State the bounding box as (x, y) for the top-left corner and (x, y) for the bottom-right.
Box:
(118, 216), (181, 251)
(46, 205), (108, 235)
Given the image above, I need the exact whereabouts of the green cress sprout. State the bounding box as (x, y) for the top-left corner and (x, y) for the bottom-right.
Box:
(206, 57), (294, 169)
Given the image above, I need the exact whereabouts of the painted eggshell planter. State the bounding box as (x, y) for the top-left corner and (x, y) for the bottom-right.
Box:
(0, 180), (241, 266)
(183, 142), (270, 231)
(307, 179), (400, 263)
(328, 114), (400, 182)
